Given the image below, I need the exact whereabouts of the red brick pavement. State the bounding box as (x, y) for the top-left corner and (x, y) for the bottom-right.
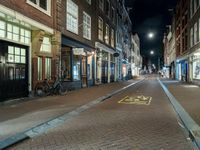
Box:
(7, 77), (194, 150)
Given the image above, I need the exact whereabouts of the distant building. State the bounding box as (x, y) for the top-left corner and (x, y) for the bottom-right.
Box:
(131, 34), (142, 77)
(163, 18), (176, 79)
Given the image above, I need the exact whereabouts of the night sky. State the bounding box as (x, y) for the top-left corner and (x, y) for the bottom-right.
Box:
(125, 0), (177, 68)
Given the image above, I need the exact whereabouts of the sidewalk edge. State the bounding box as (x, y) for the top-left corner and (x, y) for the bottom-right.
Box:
(158, 78), (200, 149)
(0, 79), (145, 150)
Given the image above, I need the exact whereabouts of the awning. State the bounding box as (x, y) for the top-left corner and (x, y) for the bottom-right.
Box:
(62, 35), (95, 52)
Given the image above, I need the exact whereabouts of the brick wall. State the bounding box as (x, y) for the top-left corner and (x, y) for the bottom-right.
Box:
(0, 0), (54, 28)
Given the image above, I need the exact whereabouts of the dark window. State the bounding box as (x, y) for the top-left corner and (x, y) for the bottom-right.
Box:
(15, 68), (20, 79)
(39, 0), (47, 10)
(105, 0), (110, 16)
(8, 67), (14, 80)
(29, 0), (37, 4)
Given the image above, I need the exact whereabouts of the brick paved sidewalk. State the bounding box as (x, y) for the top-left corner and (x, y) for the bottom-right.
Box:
(0, 79), (141, 142)
(162, 79), (200, 127)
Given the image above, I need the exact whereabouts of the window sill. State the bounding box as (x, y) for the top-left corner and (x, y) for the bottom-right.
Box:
(26, 1), (51, 17)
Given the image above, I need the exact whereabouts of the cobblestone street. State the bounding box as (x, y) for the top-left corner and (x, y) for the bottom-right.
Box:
(7, 77), (194, 150)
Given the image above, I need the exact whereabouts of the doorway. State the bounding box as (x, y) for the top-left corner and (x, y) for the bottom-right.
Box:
(81, 56), (87, 87)
(0, 40), (29, 101)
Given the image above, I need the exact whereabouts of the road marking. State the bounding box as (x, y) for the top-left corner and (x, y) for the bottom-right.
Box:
(118, 95), (152, 105)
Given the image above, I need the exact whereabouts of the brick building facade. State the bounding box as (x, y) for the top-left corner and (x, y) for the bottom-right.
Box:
(0, 0), (60, 100)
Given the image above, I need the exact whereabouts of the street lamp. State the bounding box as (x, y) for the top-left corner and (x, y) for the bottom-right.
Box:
(148, 32), (154, 39)
(150, 50), (154, 55)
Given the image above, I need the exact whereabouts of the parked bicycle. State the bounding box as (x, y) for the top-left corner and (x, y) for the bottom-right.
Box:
(35, 77), (67, 97)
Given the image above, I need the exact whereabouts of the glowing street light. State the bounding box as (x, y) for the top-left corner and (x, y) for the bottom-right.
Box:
(148, 32), (154, 39)
(150, 50), (154, 55)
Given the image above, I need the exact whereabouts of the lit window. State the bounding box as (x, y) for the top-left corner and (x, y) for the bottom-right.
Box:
(87, 55), (93, 79)
(66, 0), (78, 34)
(40, 37), (51, 52)
(8, 46), (26, 64)
(27, 0), (51, 15)
(0, 20), (6, 38)
(105, 24), (109, 44)
(73, 55), (81, 80)
(111, 29), (114, 47)
(45, 57), (51, 80)
(98, 17), (103, 41)
(5, 23), (31, 44)
(37, 57), (42, 80)
(20, 29), (31, 44)
(83, 12), (91, 40)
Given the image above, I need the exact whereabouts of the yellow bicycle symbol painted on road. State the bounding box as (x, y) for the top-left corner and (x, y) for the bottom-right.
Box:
(118, 95), (152, 105)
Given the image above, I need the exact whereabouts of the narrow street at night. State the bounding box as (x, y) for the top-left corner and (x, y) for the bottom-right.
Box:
(4, 76), (195, 150)
(1, 0), (200, 149)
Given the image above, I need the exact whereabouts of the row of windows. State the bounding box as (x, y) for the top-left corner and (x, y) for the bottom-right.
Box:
(0, 20), (31, 45)
(98, 18), (115, 47)
(27, 0), (92, 15)
(66, 0), (91, 40)
(99, 0), (115, 22)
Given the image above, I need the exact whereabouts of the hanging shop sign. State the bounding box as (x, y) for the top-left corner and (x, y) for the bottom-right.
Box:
(73, 48), (85, 56)
(113, 52), (120, 57)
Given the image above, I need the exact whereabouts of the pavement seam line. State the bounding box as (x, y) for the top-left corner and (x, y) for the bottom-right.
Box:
(0, 79), (145, 150)
(158, 78), (200, 149)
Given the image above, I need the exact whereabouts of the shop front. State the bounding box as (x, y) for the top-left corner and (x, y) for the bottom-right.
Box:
(95, 42), (116, 84)
(61, 36), (94, 90)
(191, 52), (200, 85)
(176, 59), (188, 82)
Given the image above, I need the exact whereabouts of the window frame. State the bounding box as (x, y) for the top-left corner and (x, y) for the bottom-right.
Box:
(26, 0), (51, 16)
(105, 24), (110, 44)
(98, 17), (104, 41)
(111, 28), (114, 47)
(66, 0), (79, 34)
(40, 36), (52, 53)
(83, 12), (91, 40)
(45, 57), (52, 80)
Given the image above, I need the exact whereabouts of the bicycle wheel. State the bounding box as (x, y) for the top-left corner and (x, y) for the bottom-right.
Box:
(35, 83), (50, 97)
(58, 85), (67, 95)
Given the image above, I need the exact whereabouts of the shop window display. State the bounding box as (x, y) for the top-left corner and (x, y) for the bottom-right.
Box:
(61, 50), (71, 81)
(193, 59), (200, 79)
(73, 55), (81, 80)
